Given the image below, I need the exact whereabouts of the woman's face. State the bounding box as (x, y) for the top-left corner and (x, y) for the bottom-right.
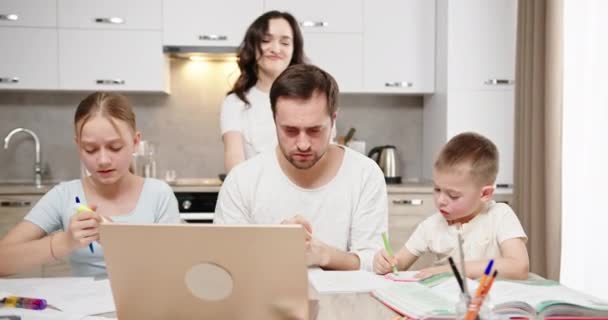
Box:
(256, 18), (295, 79)
(77, 115), (140, 185)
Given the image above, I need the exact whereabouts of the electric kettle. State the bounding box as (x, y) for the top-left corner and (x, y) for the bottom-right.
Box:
(368, 145), (402, 184)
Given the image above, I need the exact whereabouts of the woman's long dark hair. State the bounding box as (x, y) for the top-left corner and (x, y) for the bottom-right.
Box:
(228, 11), (306, 106)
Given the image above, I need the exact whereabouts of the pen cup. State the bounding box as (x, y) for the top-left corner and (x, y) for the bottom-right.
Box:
(455, 293), (494, 320)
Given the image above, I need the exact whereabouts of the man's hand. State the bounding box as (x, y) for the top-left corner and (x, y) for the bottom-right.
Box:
(281, 214), (329, 267)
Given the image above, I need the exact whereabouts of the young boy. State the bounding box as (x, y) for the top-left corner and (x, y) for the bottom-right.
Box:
(373, 132), (529, 279)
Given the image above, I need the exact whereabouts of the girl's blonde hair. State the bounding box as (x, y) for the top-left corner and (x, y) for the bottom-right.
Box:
(74, 92), (136, 140)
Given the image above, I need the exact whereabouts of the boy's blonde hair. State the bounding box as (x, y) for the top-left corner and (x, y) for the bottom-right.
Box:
(434, 132), (499, 186)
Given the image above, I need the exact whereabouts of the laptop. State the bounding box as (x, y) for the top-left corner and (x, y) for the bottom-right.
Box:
(100, 223), (310, 320)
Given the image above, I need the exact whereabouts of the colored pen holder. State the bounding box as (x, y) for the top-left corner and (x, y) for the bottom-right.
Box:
(455, 293), (495, 320)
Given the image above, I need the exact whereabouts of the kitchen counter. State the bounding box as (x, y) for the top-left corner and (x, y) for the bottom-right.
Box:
(0, 180), (511, 195)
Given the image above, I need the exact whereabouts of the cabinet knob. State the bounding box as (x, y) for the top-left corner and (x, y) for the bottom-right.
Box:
(0, 14), (19, 21)
(392, 199), (423, 206)
(0, 77), (19, 84)
(94, 17), (125, 24)
(96, 79), (125, 85)
(182, 200), (192, 210)
(199, 35), (228, 41)
(300, 21), (329, 28)
(1, 200), (32, 207)
(385, 82), (413, 88)
(484, 79), (514, 85)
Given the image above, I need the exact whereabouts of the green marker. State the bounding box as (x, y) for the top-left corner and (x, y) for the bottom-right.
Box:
(381, 232), (399, 275)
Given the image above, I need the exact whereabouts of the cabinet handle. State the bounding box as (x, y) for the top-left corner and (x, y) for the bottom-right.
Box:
(385, 81), (413, 88)
(96, 79), (125, 85)
(392, 199), (423, 206)
(300, 21), (329, 28)
(94, 17), (125, 24)
(199, 35), (228, 41)
(484, 79), (514, 85)
(0, 77), (19, 84)
(0, 14), (19, 21)
(1, 200), (32, 207)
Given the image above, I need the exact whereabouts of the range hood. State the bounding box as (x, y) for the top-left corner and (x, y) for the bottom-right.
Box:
(164, 45), (238, 60)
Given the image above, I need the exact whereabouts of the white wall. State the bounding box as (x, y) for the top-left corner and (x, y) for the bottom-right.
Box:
(561, 0), (608, 300)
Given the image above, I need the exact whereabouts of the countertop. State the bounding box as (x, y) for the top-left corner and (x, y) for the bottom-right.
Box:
(0, 179), (512, 195)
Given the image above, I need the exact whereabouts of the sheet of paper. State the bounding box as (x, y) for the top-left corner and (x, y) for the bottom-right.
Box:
(0, 278), (115, 316)
(384, 271), (419, 282)
(307, 268), (392, 293)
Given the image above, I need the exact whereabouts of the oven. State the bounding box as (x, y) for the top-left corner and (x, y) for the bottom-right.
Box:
(174, 191), (218, 223)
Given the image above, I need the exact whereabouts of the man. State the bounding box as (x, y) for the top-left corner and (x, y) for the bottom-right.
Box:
(214, 64), (387, 271)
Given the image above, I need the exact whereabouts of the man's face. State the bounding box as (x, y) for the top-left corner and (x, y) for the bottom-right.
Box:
(275, 91), (335, 170)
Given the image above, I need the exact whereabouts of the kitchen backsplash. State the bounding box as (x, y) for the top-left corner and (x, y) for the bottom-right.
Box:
(0, 59), (423, 183)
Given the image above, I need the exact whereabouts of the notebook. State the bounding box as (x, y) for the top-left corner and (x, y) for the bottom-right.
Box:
(100, 223), (310, 320)
(384, 271), (419, 282)
(372, 275), (608, 320)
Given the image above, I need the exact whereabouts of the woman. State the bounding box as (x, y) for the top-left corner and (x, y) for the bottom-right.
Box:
(0, 92), (180, 277)
(220, 11), (306, 172)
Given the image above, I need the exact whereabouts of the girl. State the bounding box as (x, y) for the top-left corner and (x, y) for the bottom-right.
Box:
(0, 92), (180, 277)
(220, 10), (306, 172)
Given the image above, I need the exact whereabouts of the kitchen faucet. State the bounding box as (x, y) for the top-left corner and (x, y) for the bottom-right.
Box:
(4, 128), (43, 188)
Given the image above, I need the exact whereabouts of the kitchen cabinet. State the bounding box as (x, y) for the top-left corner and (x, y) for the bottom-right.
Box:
(387, 192), (435, 270)
(305, 34), (363, 92)
(0, 0), (57, 27)
(265, 0), (363, 92)
(58, 0), (161, 30)
(0, 0), (56, 27)
(447, 0), (517, 91)
(362, 0), (435, 93)
(163, 0), (264, 48)
(264, 0), (363, 33)
(423, 0), (517, 186)
(0, 28), (58, 90)
(0, 194), (71, 278)
(59, 29), (169, 92)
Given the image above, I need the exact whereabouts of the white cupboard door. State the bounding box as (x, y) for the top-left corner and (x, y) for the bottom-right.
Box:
(305, 34), (362, 92)
(265, 0), (362, 33)
(448, 0), (517, 90)
(363, 0), (435, 93)
(58, 0), (161, 30)
(447, 90), (515, 185)
(0, 0), (56, 27)
(0, 28), (58, 90)
(59, 29), (167, 92)
(163, 0), (263, 47)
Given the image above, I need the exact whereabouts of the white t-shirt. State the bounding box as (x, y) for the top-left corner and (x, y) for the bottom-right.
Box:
(24, 178), (180, 277)
(220, 87), (337, 160)
(405, 201), (528, 267)
(220, 87), (278, 159)
(214, 147), (388, 271)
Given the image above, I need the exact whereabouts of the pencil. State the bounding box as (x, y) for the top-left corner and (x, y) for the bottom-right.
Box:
(381, 232), (399, 275)
(448, 256), (465, 293)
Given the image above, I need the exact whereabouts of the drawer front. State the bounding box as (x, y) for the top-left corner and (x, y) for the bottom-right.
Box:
(388, 193), (435, 216)
(1, 195), (44, 278)
(388, 193), (435, 270)
(0, 195), (40, 238)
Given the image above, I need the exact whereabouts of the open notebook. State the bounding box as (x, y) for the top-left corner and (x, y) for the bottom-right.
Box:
(372, 274), (608, 320)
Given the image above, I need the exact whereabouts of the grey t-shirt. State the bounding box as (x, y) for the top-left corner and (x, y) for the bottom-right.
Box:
(25, 178), (180, 277)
